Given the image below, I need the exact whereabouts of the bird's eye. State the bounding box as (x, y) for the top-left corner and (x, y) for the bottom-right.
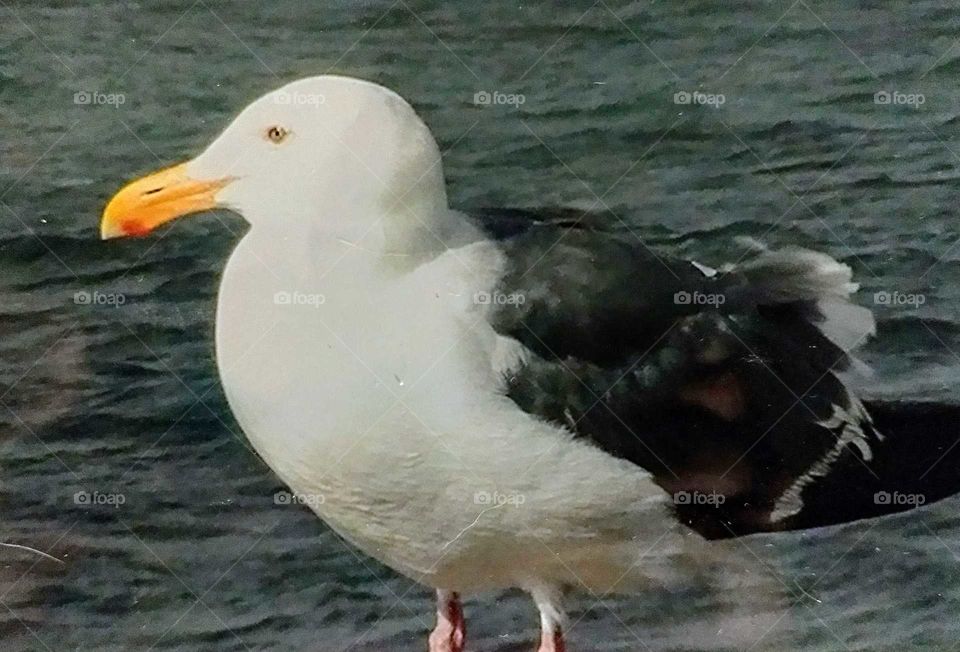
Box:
(266, 126), (290, 144)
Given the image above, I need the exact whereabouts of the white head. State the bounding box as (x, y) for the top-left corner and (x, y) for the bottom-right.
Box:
(101, 75), (449, 253)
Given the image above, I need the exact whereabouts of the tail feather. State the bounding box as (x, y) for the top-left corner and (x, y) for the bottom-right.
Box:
(725, 247), (876, 353)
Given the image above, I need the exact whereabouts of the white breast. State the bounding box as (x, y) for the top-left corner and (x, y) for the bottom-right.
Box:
(214, 232), (674, 592)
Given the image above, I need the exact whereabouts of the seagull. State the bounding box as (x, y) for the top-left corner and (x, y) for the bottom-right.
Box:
(101, 75), (960, 652)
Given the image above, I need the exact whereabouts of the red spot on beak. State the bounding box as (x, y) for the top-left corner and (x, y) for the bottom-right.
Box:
(120, 219), (153, 237)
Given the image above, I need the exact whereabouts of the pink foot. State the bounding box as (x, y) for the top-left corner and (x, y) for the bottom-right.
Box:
(537, 627), (566, 652)
(428, 590), (465, 652)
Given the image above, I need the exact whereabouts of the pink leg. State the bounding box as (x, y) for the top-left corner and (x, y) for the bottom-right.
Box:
(537, 627), (566, 652)
(532, 586), (567, 652)
(428, 589), (465, 652)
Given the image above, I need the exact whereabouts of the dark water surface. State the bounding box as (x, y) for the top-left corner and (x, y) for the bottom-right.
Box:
(4, 1), (960, 650)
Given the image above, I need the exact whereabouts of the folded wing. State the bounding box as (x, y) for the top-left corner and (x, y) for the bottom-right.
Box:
(473, 210), (958, 538)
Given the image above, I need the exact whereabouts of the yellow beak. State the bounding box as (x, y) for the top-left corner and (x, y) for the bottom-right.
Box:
(100, 162), (233, 240)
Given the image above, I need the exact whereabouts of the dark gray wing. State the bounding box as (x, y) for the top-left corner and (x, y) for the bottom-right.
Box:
(489, 225), (719, 365)
(469, 209), (960, 539)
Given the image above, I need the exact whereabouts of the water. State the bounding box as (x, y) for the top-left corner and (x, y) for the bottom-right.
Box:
(3, 1), (960, 649)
